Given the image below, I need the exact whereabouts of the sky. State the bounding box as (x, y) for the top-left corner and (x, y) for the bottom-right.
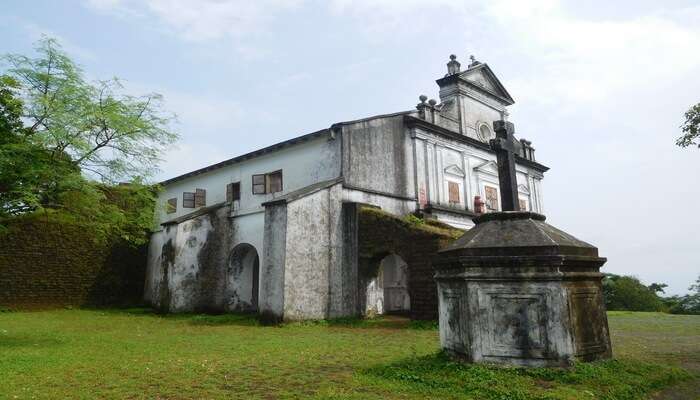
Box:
(2, 0), (699, 295)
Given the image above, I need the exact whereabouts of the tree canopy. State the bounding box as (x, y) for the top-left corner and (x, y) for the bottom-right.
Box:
(677, 102), (700, 148)
(1, 37), (177, 245)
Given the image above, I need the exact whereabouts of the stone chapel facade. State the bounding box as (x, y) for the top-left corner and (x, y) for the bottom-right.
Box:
(144, 55), (549, 320)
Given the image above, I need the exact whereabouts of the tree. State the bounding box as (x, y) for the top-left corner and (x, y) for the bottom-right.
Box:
(0, 74), (77, 217)
(648, 282), (667, 294)
(602, 274), (664, 312)
(668, 275), (700, 315)
(677, 102), (700, 148)
(3, 37), (177, 183)
(0, 75), (24, 135)
(1, 37), (177, 245)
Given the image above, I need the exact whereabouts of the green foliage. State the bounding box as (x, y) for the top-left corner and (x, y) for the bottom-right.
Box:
(0, 37), (174, 245)
(364, 352), (690, 400)
(602, 274), (664, 312)
(677, 102), (700, 148)
(666, 276), (700, 315)
(0, 75), (24, 135)
(403, 213), (425, 226)
(2, 37), (177, 182)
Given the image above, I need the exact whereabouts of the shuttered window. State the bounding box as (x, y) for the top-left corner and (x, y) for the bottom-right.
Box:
(519, 198), (528, 211)
(484, 186), (499, 211)
(267, 170), (283, 193)
(183, 192), (195, 208)
(252, 171), (283, 194)
(252, 174), (266, 194)
(166, 198), (177, 214)
(448, 182), (460, 204)
(194, 188), (206, 207)
(227, 182), (241, 202)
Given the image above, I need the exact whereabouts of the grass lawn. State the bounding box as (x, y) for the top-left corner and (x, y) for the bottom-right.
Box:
(0, 310), (697, 399)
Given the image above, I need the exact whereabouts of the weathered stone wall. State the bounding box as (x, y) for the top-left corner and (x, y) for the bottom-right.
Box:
(356, 207), (461, 320)
(0, 214), (145, 309)
(341, 115), (415, 199)
(146, 204), (236, 313)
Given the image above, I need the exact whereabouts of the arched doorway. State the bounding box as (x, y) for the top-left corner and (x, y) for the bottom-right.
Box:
(226, 243), (259, 312)
(365, 253), (410, 316)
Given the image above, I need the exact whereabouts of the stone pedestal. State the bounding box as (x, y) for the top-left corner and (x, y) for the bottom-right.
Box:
(434, 211), (612, 367)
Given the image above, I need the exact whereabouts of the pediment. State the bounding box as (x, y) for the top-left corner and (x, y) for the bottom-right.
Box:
(459, 63), (514, 105)
(473, 160), (498, 176)
(518, 184), (530, 194)
(444, 164), (465, 177)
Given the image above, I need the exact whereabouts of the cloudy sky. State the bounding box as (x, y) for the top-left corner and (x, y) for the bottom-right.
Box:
(3, 0), (699, 294)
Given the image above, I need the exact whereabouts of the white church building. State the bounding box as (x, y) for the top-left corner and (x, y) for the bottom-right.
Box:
(144, 55), (549, 321)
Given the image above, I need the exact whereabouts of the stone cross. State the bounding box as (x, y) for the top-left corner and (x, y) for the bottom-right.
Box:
(490, 120), (520, 211)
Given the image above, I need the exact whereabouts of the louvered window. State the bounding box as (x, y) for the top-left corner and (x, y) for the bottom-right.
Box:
(183, 192), (195, 208)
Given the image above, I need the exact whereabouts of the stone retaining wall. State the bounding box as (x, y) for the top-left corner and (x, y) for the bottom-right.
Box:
(0, 214), (146, 309)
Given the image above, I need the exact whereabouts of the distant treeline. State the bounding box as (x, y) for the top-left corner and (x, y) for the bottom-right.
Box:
(603, 274), (699, 315)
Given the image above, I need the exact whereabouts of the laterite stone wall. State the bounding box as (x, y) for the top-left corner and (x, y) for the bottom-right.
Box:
(0, 215), (146, 309)
(357, 207), (462, 320)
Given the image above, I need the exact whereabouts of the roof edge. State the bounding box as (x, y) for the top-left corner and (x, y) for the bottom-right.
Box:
(160, 128), (331, 186)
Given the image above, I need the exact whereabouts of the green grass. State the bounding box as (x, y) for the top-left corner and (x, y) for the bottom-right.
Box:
(0, 310), (697, 399)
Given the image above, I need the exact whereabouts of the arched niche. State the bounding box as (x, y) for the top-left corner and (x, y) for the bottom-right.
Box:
(226, 243), (260, 312)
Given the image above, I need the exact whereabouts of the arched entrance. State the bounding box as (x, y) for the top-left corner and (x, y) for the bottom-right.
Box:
(226, 243), (259, 312)
(380, 254), (410, 314)
(365, 253), (410, 316)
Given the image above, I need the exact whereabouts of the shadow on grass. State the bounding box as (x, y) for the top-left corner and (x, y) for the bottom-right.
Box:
(81, 307), (438, 330)
(93, 307), (260, 327)
(289, 316), (438, 330)
(0, 334), (64, 349)
(360, 352), (693, 400)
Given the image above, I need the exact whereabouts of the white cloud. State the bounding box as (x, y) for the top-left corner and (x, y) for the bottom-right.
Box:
(85, 0), (304, 42)
(484, 0), (700, 108)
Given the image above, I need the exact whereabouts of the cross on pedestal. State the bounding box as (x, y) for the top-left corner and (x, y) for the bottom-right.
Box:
(490, 120), (520, 211)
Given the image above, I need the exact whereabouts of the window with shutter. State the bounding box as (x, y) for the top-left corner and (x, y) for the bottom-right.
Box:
(195, 188), (206, 207)
(166, 198), (177, 214)
(519, 198), (528, 211)
(183, 192), (195, 208)
(227, 182), (241, 202)
(252, 174), (265, 194)
(448, 181), (460, 204)
(484, 186), (499, 211)
(267, 170), (283, 193)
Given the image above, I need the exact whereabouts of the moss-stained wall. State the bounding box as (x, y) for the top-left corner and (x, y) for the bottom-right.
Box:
(357, 207), (462, 320)
(0, 214), (146, 309)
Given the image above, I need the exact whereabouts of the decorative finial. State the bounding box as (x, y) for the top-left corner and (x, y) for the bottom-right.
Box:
(468, 54), (480, 68)
(419, 94), (428, 103)
(428, 99), (437, 106)
(446, 54), (461, 75)
(470, 55), (476, 63)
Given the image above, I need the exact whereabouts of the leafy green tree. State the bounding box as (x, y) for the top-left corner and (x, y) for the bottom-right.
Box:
(602, 274), (664, 312)
(1, 37), (176, 245)
(677, 103), (700, 148)
(0, 75), (24, 135)
(0, 74), (76, 217)
(3, 37), (177, 182)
